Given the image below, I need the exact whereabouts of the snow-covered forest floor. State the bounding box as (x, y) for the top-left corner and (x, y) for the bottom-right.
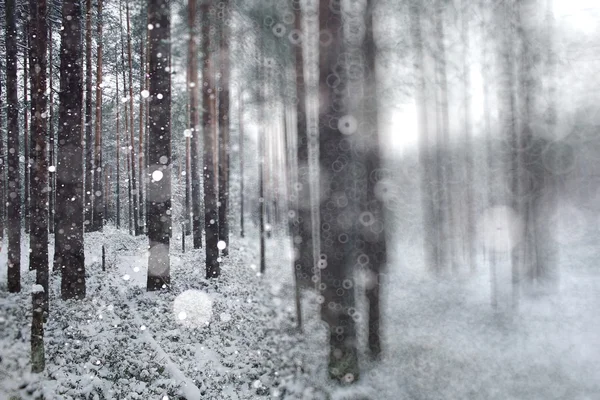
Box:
(1, 223), (599, 399)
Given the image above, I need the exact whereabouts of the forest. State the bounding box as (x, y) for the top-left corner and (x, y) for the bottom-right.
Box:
(1, 0), (599, 399)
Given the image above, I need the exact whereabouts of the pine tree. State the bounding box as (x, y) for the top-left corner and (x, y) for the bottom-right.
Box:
(146, 0), (172, 290)
(5, 0), (22, 293)
(29, 0), (50, 313)
(202, 3), (220, 278)
(57, 0), (86, 300)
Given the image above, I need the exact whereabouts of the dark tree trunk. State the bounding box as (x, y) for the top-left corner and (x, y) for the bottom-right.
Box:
(291, 0), (313, 289)
(202, 3), (219, 278)
(5, 0), (22, 293)
(48, 21), (55, 234)
(189, 0), (203, 249)
(138, 27), (145, 234)
(57, 0), (86, 300)
(84, 0), (93, 231)
(218, 0), (231, 256)
(317, 0), (359, 382)
(0, 57), (4, 241)
(362, 0), (387, 360)
(24, 24), (30, 237)
(28, 0), (49, 316)
(31, 289), (45, 372)
(92, 0), (104, 231)
(125, 0), (140, 236)
(146, 0), (171, 290)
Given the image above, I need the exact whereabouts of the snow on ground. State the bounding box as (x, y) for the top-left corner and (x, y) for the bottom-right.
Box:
(0, 226), (329, 399)
(1, 221), (600, 399)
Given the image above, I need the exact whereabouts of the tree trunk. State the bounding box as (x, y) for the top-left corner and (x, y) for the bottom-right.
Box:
(146, 0), (172, 290)
(362, 0), (387, 360)
(461, 0), (476, 272)
(24, 24), (30, 237)
(116, 69), (121, 229)
(202, 3), (219, 278)
(5, 0), (22, 293)
(410, 1), (438, 275)
(138, 26), (145, 234)
(92, 0), (104, 231)
(125, 0), (139, 236)
(433, 2), (455, 273)
(28, 0), (49, 317)
(239, 93), (244, 238)
(317, 0), (359, 382)
(189, 0), (203, 249)
(31, 289), (45, 372)
(57, 0), (86, 300)
(218, 0), (231, 256)
(48, 22), (55, 234)
(290, 0), (313, 290)
(0, 57), (4, 241)
(84, 0), (93, 231)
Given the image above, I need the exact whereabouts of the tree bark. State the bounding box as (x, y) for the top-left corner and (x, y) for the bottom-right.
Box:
(125, 0), (140, 236)
(24, 23), (30, 237)
(318, 0), (359, 382)
(5, 0), (22, 293)
(189, 0), (203, 249)
(146, 0), (172, 290)
(239, 93), (244, 238)
(48, 21), (55, 234)
(362, 0), (387, 360)
(138, 25), (145, 234)
(57, 0), (86, 300)
(84, 0), (93, 231)
(218, 0), (231, 256)
(202, 3), (220, 278)
(28, 0), (49, 317)
(115, 68), (121, 229)
(92, 0), (104, 231)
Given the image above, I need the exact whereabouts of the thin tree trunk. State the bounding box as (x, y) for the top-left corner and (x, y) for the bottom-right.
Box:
(116, 69), (121, 229)
(127, 133), (133, 235)
(104, 164), (110, 221)
(84, 0), (93, 231)
(29, 0), (49, 318)
(363, 0), (386, 360)
(138, 27), (145, 234)
(146, 0), (172, 290)
(461, 0), (476, 272)
(119, 0), (132, 235)
(0, 58), (4, 241)
(125, 0), (139, 236)
(434, 2), (455, 273)
(189, 0), (203, 249)
(57, 0), (85, 300)
(24, 24), (30, 237)
(218, 0), (231, 256)
(5, 0), (22, 293)
(48, 22), (55, 234)
(92, 0), (104, 231)
(480, 0), (497, 308)
(239, 93), (244, 238)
